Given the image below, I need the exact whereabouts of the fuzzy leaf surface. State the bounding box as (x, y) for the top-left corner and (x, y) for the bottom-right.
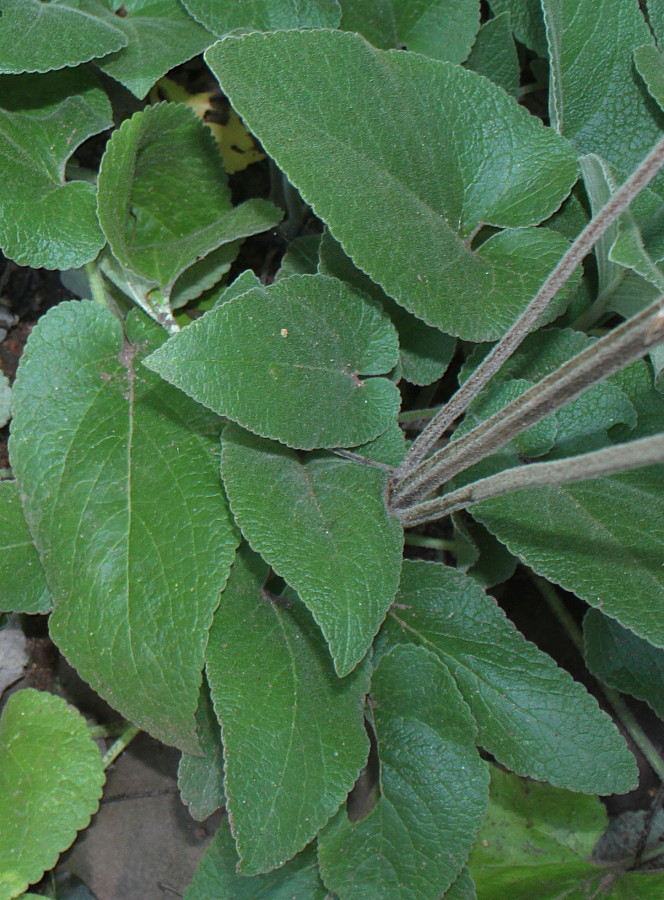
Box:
(486, 0), (546, 54)
(177, 681), (225, 822)
(184, 820), (328, 899)
(182, 0), (340, 36)
(0, 481), (49, 615)
(382, 561), (636, 793)
(318, 645), (489, 900)
(0, 690), (105, 900)
(146, 274), (401, 450)
(0, 68), (111, 269)
(584, 609), (664, 720)
(465, 12), (519, 97)
(318, 230), (456, 386)
(206, 29), (578, 340)
(469, 768), (664, 899)
(72, 0), (214, 99)
(445, 869), (476, 900)
(0, 0), (126, 74)
(635, 44), (664, 112)
(9, 302), (239, 752)
(220, 425), (403, 676)
(97, 102), (280, 291)
(205, 547), (371, 873)
(543, 0), (664, 195)
(338, 0), (481, 63)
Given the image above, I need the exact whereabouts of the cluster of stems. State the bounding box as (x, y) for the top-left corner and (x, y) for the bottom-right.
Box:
(389, 135), (664, 526)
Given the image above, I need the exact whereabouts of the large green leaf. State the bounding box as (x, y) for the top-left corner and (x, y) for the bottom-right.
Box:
(338, 0), (481, 63)
(220, 425), (403, 676)
(382, 561), (636, 793)
(146, 274), (401, 450)
(177, 680), (225, 822)
(181, 0), (341, 36)
(0, 481), (49, 615)
(543, 0), (664, 196)
(71, 0), (214, 99)
(319, 230), (456, 387)
(206, 30), (578, 340)
(97, 102), (281, 298)
(584, 609), (664, 719)
(0, 68), (111, 269)
(648, 0), (664, 46)
(446, 869), (477, 900)
(318, 645), (489, 900)
(184, 820), (328, 899)
(0, 690), (105, 900)
(0, 0), (126, 74)
(469, 768), (664, 899)
(205, 546), (371, 874)
(10, 301), (239, 752)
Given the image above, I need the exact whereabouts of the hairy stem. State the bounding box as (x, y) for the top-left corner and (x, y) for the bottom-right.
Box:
(102, 723), (140, 770)
(398, 432), (664, 527)
(393, 295), (664, 507)
(395, 134), (664, 481)
(537, 578), (664, 783)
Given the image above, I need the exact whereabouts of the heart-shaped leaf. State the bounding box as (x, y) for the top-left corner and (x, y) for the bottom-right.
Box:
(206, 29), (578, 340)
(220, 425), (403, 676)
(318, 645), (489, 900)
(205, 546), (371, 873)
(0, 690), (105, 900)
(0, 68), (112, 269)
(146, 274), (401, 450)
(10, 301), (239, 752)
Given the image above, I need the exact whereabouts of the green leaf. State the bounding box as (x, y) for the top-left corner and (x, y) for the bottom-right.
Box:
(0, 481), (49, 615)
(465, 12), (519, 97)
(71, 0), (214, 99)
(9, 302), (239, 752)
(543, 0), (664, 196)
(275, 234), (321, 281)
(382, 561), (637, 794)
(487, 0), (547, 55)
(445, 869), (476, 900)
(319, 230), (456, 386)
(170, 241), (241, 310)
(206, 30), (578, 340)
(220, 425), (403, 676)
(584, 608), (664, 719)
(97, 102), (281, 294)
(205, 546), (371, 874)
(184, 819), (328, 899)
(181, 0), (341, 36)
(0, 68), (111, 269)
(648, 0), (664, 46)
(0, 371), (10, 429)
(0, 689), (105, 900)
(145, 274), (401, 450)
(469, 767), (664, 899)
(0, 0), (126, 74)
(635, 44), (664, 112)
(177, 680), (225, 822)
(318, 645), (489, 900)
(473, 468), (664, 651)
(338, 0), (481, 63)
